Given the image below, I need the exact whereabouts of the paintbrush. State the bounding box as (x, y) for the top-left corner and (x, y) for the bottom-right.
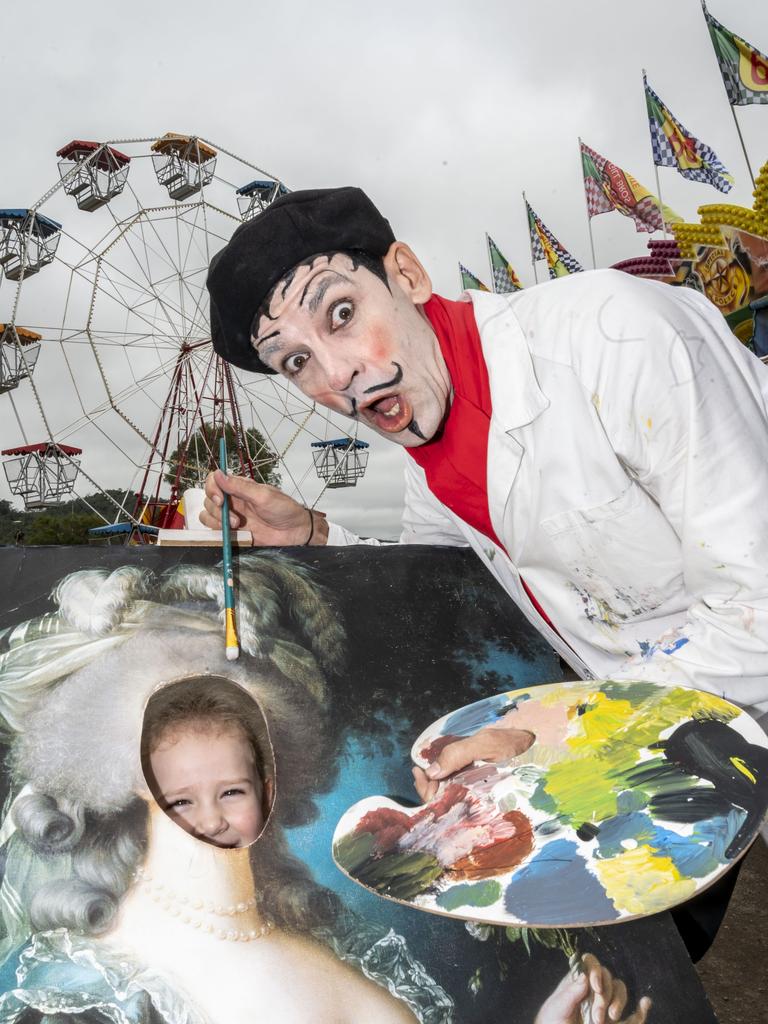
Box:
(219, 436), (240, 661)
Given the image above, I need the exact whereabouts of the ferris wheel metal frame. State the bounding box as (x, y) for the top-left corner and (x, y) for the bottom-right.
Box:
(0, 134), (372, 526)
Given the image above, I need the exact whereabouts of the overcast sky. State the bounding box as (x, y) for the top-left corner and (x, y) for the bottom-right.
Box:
(1, 0), (766, 537)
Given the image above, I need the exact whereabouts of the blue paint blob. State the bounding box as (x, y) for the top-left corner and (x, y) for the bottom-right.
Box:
(443, 691), (531, 737)
(504, 839), (620, 925)
(594, 809), (748, 878)
(639, 635), (690, 660)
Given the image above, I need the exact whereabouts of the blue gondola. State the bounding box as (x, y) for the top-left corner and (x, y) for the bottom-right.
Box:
(0, 210), (62, 281)
(310, 438), (370, 488)
(88, 522), (160, 545)
(236, 180), (289, 220)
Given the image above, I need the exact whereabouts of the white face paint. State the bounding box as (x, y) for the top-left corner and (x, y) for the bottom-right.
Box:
(253, 251), (452, 447)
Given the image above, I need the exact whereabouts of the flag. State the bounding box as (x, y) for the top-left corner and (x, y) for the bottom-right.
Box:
(525, 201), (583, 279)
(486, 234), (523, 292)
(580, 140), (682, 233)
(458, 262), (490, 292)
(704, 6), (768, 106)
(644, 72), (734, 193)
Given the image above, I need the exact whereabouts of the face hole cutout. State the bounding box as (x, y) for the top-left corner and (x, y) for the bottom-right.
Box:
(141, 676), (274, 850)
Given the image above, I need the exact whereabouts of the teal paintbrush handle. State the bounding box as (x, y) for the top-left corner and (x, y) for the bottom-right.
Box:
(219, 437), (234, 613)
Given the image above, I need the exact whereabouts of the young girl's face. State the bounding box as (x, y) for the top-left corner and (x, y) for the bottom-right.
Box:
(149, 724), (269, 848)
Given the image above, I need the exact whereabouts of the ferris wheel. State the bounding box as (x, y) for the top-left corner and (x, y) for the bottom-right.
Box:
(0, 134), (371, 529)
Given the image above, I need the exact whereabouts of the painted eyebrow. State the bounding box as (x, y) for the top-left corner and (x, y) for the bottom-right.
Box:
(301, 270), (351, 314)
(255, 329), (280, 350)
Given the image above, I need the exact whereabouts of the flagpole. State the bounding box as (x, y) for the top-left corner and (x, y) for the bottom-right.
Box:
(699, 0), (756, 189)
(578, 137), (598, 269)
(728, 107), (756, 190)
(653, 163), (669, 240)
(523, 191), (539, 283)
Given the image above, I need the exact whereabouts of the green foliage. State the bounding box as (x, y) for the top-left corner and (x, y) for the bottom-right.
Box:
(25, 512), (101, 546)
(504, 926), (579, 959)
(164, 422), (280, 490)
(0, 489), (139, 546)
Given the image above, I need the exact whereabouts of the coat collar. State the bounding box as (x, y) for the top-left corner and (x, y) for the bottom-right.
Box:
(466, 291), (550, 431)
(464, 291), (550, 558)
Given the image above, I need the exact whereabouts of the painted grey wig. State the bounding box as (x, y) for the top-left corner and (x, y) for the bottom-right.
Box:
(5, 555), (347, 939)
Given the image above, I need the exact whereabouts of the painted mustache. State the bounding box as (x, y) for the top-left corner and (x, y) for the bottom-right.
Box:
(363, 363), (403, 395)
(349, 362), (404, 418)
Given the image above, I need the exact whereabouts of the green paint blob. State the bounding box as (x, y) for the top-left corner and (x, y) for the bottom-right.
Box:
(529, 777), (557, 814)
(600, 680), (664, 705)
(436, 879), (502, 911)
(334, 831), (375, 874)
(357, 851), (443, 901)
(539, 688), (739, 825)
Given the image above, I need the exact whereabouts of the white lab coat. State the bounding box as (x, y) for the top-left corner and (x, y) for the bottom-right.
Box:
(328, 270), (768, 721)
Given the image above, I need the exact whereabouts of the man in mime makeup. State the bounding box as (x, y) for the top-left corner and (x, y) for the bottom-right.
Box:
(205, 187), (768, 959)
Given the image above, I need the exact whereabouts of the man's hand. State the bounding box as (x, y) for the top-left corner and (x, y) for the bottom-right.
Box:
(534, 954), (652, 1024)
(201, 470), (329, 547)
(412, 727), (535, 803)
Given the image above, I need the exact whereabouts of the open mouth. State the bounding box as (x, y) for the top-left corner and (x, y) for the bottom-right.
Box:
(363, 393), (414, 434)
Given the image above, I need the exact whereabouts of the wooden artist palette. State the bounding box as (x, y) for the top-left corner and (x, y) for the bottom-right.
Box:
(333, 679), (768, 928)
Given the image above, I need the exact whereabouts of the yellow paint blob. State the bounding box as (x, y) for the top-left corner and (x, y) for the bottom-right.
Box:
(646, 417), (652, 429)
(540, 688), (737, 824)
(730, 756), (757, 784)
(594, 844), (697, 916)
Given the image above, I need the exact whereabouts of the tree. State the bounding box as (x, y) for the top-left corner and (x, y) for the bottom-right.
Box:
(26, 512), (101, 546)
(164, 423), (281, 491)
(0, 499), (24, 545)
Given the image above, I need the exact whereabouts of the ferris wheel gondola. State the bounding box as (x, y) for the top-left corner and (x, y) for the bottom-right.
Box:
(0, 325), (42, 395)
(1, 442), (82, 510)
(236, 180), (289, 221)
(311, 439), (370, 489)
(0, 211), (61, 281)
(0, 133), (372, 528)
(56, 141), (131, 212)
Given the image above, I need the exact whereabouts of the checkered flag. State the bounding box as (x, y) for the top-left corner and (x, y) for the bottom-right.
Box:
(458, 262), (490, 292)
(704, 8), (768, 106)
(486, 235), (523, 293)
(526, 200), (583, 278)
(525, 200), (546, 262)
(581, 143), (615, 218)
(580, 139), (680, 232)
(644, 72), (733, 193)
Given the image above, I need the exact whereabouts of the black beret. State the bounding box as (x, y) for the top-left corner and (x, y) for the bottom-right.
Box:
(207, 186), (396, 374)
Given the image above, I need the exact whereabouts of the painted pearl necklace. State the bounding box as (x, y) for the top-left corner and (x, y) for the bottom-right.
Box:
(134, 867), (272, 943)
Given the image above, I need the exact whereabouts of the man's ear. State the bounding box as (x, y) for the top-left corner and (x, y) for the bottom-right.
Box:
(383, 242), (432, 304)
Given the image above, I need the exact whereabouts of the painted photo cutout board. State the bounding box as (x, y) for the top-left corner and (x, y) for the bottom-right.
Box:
(0, 546), (720, 1023)
(334, 680), (768, 927)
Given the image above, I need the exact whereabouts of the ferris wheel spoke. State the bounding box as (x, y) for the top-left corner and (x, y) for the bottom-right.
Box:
(132, 207), (211, 334)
